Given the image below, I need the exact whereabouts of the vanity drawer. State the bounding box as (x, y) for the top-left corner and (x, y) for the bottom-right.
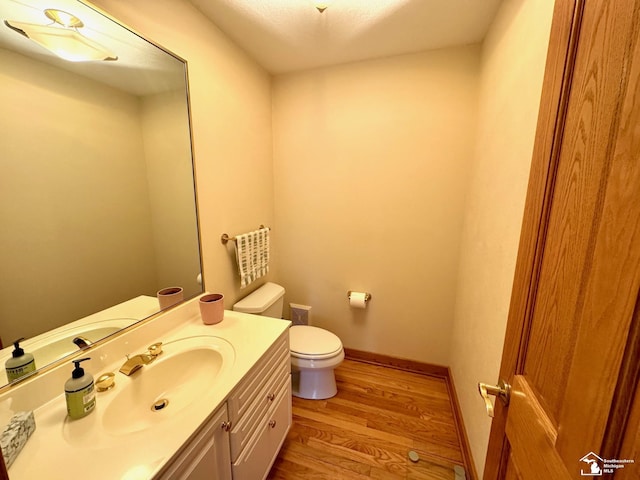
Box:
(229, 363), (289, 462)
(228, 333), (288, 423)
(231, 380), (292, 480)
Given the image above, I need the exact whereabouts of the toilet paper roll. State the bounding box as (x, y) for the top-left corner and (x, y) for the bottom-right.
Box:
(349, 291), (368, 309)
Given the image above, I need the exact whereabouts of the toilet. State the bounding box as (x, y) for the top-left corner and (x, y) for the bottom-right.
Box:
(233, 282), (344, 399)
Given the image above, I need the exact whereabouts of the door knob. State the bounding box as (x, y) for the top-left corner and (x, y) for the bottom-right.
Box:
(478, 379), (511, 417)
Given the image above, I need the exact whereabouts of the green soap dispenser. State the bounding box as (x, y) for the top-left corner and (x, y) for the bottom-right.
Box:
(5, 338), (36, 382)
(65, 357), (96, 419)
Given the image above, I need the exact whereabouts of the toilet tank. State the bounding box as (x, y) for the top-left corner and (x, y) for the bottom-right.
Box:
(232, 282), (285, 318)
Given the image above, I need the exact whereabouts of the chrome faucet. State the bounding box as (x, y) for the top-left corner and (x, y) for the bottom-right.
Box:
(119, 342), (163, 376)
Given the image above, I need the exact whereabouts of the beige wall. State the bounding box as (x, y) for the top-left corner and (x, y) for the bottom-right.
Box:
(448, 0), (555, 476)
(0, 48), (157, 342)
(141, 90), (201, 297)
(92, 0), (276, 303)
(272, 47), (479, 365)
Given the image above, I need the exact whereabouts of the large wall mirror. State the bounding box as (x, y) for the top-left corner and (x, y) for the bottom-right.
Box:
(0, 0), (202, 388)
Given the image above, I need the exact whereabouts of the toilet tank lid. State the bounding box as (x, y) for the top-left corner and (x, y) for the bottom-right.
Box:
(232, 282), (285, 313)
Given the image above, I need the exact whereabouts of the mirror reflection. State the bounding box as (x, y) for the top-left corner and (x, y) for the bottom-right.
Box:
(0, 0), (202, 386)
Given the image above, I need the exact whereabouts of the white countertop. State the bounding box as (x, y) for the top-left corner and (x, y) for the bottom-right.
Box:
(1, 299), (290, 480)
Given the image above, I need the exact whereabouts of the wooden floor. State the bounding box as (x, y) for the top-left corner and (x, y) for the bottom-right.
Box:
(267, 359), (466, 479)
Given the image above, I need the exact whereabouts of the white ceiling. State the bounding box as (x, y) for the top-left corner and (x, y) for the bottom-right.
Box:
(189, 0), (504, 74)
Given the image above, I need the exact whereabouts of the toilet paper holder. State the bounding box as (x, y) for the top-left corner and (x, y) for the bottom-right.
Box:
(347, 291), (372, 302)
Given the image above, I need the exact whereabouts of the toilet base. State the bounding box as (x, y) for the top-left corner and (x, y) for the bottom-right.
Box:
(291, 368), (338, 400)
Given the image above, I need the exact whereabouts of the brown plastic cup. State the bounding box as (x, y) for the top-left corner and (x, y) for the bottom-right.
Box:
(199, 293), (224, 325)
(157, 287), (184, 310)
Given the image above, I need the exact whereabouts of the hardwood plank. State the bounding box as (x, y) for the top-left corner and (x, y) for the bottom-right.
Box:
(275, 438), (372, 479)
(269, 459), (342, 480)
(371, 455), (457, 480)
(335, 370), (452, 409)
(337, 361), (450, 395)
(322, 397), (460, 448)
(411, 441), (464, 465)
(296, 396), (370, 427)
(267, 359), (466, 479)
(406, 459), (456, 480)
(328, 394), (454, 426)
(293, 413), (413, 459)
(370, 467), (406, 480)
(344, 348), (449, 378)
(335, 372), (451, 404)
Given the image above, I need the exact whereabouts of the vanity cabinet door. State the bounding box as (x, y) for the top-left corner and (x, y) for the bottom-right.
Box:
(155, 405), (232, 480)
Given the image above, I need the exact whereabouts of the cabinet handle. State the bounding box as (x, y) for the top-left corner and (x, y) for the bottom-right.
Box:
(220, 421), (232, 432)
(269, 420), (276, 428)
(267, 393), (275, 402)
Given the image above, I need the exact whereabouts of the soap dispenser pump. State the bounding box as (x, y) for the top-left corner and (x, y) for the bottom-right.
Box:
(5, 338), (36, 382)
(65, 357), (96, 419)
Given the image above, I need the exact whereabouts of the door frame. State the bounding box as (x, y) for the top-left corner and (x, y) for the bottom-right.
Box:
(483, 0), (584, 477)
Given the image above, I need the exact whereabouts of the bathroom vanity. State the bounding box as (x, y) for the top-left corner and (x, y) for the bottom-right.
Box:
(0, 298), (291, 480)
(158, 333), (291, 479)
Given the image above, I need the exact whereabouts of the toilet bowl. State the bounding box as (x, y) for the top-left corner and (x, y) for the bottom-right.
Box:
(289, 325), (344, 399)
(233, 282), (344, 399)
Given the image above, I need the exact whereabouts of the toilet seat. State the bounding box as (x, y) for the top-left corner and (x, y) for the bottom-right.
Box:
(290, 349), (345, 370)
(289, 325), (342, 360)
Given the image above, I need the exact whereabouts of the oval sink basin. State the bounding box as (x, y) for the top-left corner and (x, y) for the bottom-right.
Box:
(100, 336), (234, 436)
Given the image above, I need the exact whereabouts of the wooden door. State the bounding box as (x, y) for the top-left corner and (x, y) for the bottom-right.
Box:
(484, 0), (640, 478)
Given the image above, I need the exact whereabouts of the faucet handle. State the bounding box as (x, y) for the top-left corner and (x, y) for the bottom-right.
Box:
(147, 342), (163, 356)
(96, 372), (116, 392)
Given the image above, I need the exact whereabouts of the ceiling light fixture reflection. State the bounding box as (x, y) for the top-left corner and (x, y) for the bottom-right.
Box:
(4, 9), (117, 62)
